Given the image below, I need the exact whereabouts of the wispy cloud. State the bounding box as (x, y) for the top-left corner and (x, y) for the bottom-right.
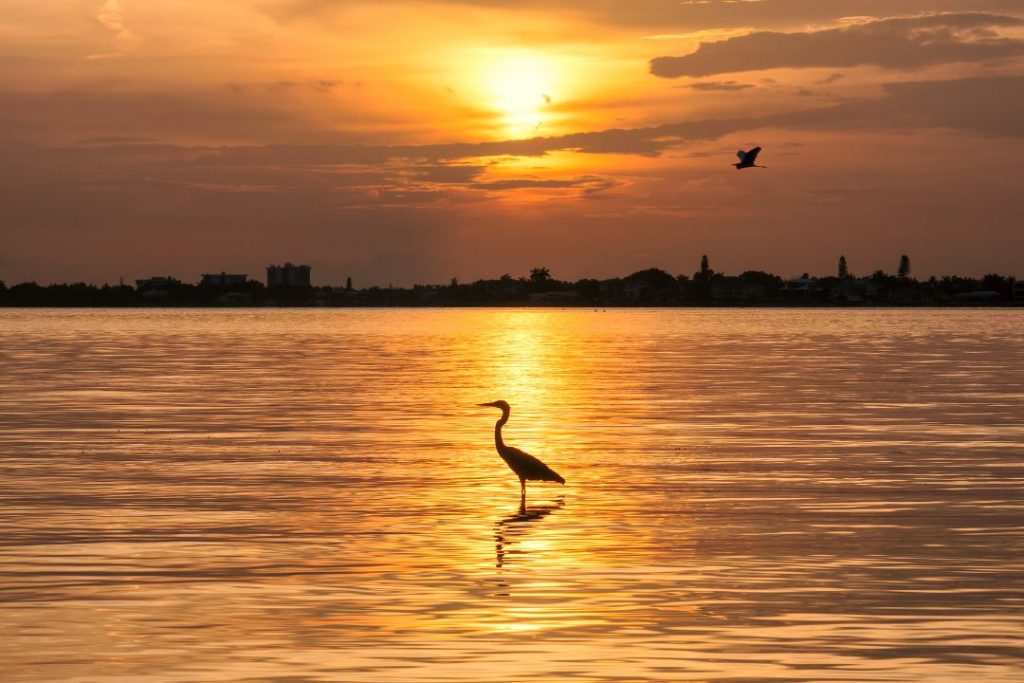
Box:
(87, 0), (141, 60)
(816, 73), (845, 85)
(686, 80), (756, 91)
(226, 79), (359, 94)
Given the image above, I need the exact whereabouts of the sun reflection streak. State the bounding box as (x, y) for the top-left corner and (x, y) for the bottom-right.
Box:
(5, 310), (1022, 681)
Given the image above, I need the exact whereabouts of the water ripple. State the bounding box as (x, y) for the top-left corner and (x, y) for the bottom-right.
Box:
(2, 309), (1023, 681)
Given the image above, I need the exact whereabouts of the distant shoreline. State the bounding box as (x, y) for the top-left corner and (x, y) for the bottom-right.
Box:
(2, 265), (1021, 308)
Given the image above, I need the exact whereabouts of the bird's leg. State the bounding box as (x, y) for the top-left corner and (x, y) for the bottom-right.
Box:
(520, 478), (526, 508)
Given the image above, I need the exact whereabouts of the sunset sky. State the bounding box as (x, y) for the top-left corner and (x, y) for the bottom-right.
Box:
(2, 0), (1023, 285)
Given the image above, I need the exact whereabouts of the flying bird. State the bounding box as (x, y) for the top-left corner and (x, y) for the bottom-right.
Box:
(478, 400), (565, 500)
(734, 146), (766, 169)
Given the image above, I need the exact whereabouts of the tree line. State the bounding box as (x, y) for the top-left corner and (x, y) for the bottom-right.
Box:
(0, 256), (1019, 307)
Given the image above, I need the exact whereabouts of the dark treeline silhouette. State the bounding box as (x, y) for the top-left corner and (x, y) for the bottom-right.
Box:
(1, 258), (1021, 307)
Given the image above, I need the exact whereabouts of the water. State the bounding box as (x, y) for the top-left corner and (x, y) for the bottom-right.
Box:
(1, 309), (1022, 682)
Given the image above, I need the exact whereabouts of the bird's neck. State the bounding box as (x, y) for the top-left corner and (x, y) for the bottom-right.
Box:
(494, 412), (509, 449)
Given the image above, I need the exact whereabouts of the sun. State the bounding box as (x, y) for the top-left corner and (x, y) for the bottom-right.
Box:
(483, 51), (558, 138)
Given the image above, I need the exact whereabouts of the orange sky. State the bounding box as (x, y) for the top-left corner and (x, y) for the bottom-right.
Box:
(2, 1), (1023, 285)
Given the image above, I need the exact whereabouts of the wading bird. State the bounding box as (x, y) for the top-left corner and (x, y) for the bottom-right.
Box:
(734, 146), (766, 169)
(478, 400), (565, 501)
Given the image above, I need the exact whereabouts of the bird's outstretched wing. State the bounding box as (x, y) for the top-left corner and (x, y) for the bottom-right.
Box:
(745, 146), (762, 163)
(736, 150), (747, 162)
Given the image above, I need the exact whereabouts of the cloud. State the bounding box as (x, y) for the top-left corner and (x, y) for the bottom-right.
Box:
(687, 80), (756, 91)
(156, 74), (1017, 176)
(471, 178), (579, 190)
(4, 76), (1023, 286)
(781, 75), (1024, 138)
(199, 119), (739, 168)
(88, 0), (141, 60)
(469, 176), (613, 193)
(96, 0), (127, 33)
(650, 12), (1024, 77)
(413, 164), (486, 184)
(271, 1), (1024, 30)
(816, 73), (846, 85)
(5, 75), (1022, 188)
(184, 182), (289, 193)
(227, 79), (355, 94)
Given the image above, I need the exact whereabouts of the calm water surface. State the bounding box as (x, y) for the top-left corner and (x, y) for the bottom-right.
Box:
(1, 309), (1023, 682)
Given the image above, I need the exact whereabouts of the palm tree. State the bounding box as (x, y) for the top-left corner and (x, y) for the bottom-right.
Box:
(529, 267), (551, 283)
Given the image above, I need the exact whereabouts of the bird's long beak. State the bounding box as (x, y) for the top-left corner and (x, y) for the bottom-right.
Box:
(477, 402), (497, 407)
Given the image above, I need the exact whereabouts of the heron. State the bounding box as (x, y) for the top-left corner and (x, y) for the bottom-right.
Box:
(478, 400), (565, 501)
(734, 146), (766, 169)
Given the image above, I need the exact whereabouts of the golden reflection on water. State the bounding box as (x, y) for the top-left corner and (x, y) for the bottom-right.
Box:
(2, 309), (1024, 682)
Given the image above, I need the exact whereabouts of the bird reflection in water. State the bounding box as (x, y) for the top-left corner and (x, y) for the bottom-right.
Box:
(494, 497), (565, 569)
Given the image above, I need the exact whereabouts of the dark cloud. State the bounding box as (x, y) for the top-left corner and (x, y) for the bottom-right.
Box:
(471, 178), (580, 190)
(780, 76), (1024, 138)
(6, 76), (1022, 186)
(651, 13), (1024, 78)
(413, 164), (486, 184)
(687, 81), (756, 92)
(470, 176), (613, 192)
(198, 75), (1024, 170)
(816, 73), (846, 85)
(198, 117), (741, 168)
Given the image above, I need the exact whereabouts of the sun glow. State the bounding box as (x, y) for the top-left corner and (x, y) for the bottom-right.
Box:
(482, 51), (559, 138)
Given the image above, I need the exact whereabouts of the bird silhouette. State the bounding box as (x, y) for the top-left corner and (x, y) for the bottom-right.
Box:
(734, 146), (766, 169)
(478, 400), (565, 502)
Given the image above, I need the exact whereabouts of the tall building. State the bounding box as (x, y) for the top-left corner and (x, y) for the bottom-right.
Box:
(200, 272), (247, 287)
(267, 263), (311, 287)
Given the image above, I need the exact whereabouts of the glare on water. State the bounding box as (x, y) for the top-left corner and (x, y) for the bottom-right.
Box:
(1, 309), (1023, 682)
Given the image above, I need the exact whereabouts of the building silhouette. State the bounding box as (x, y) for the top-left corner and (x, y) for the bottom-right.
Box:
(135, 276), (180, 291)
(200, 272), (247, 287)
(267, 263), (311, 287)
